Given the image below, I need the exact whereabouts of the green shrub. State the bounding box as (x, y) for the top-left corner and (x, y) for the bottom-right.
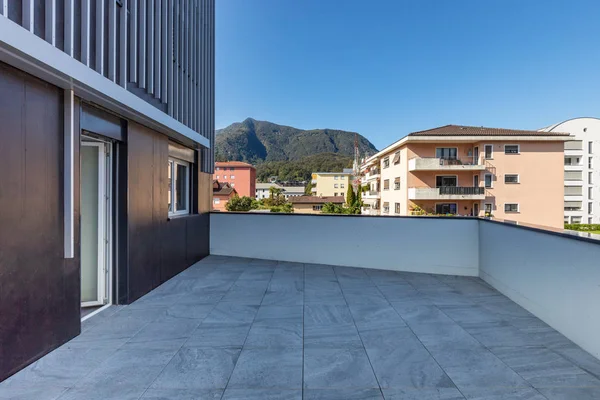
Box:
(564, 223), (600, 231)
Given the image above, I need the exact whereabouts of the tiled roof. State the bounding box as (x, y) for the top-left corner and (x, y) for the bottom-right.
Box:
(215, 161), (256, 169)
(213, 181), (237, 196)
(290, 196), (345, 204)
(408, 124), (571, 137)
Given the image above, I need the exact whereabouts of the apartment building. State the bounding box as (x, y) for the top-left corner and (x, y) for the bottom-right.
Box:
(0, 1), (215, 382)
(360, 125), (570, 228)
(214, 161), (256, 198)
(311, 169), (353, 197)
(290, 196), (345, 214)
(539, 118), (600, 224)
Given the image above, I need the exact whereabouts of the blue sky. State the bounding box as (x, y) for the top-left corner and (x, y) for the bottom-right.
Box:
(216, 0), (600, 150)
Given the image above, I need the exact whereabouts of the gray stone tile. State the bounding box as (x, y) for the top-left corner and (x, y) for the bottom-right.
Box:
(364, 336), (454, 389)
(0, 384), (69, 400)
(359, 326), (416, 349)
(442, 355), (531, 392)
(151, 347), (241, 389)
(166, 302), (215, 319)
(245, 318), (303, 348)
(304, 304), (354, 326)
(536, 387), (600, 400)
(382, 388), (465, 400)
(551, 345), (600, 379)
(461, 321), (539, 348)
(222, 389), (302, 399)
(304, 388), (384, 399)
(489, 346), (591, 387)
(57, 385), (145, 400)
(140, 388), (223, 399)
(303, 347), (379, 389)
(227, 348), (303, 389)
(349, 304), (406, 331)
(305, 288), (347, 304)
(129, 314), (202, 343)
(255, 305), (303, 321)
(304, 323), (363, 349)
(203, 303), (259, 324)
(186, 322), (251, 347)
(464, 387), (548, 400)
(261, 290), (304, 306)
(438, 304), (505, 325)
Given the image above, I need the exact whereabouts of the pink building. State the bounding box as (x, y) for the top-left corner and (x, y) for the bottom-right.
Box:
(213, 161), (256, 198)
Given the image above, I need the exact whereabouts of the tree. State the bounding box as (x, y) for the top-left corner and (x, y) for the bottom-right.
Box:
(225, 195), (257, 212)
(346, 185), (355, 206)
(304, 181), (314, 195)
(263, 187), (287, 207)
(322, 202), (345, 214)
(269, 203), (293, 213)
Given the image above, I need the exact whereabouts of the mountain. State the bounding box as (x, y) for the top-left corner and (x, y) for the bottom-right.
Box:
(215, 118), (378, 163)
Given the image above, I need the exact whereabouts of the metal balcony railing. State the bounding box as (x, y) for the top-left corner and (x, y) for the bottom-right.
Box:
(438, 186), (485, 195)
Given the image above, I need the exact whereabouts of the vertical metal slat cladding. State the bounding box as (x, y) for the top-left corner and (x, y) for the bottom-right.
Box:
(129, 0), (138, 83)
(96, 0), (105, 75)
(45, 0), (56, 45)
(154, 0), (161, 99)
(138, 0), (146, 88)
(147, 0), (154, 94)
(108, 0), (117, 81)
(119, 0), (128, 87)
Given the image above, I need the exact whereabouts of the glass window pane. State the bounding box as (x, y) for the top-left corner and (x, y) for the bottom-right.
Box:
(168, 161), (173, 213)
(175, 163), (188, 212)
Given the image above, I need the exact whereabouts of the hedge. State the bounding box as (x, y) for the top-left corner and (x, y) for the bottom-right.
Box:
(564, 223), (600, 231)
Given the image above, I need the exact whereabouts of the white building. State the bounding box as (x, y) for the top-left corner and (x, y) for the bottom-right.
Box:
(540, 118), (600, 224)
(256, 183), (305, 200)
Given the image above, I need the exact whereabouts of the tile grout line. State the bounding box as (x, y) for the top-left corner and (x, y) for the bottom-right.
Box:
(218, 259), (277, 400)
(379, 272), (550, 400)
(301, 263), (306, 400)
(332, 267), (387, 399)
(136, 257), (246, 400)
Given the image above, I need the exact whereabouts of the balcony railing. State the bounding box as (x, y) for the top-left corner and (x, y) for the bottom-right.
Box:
(439, 186), (485, 195)
(408, 186), (486, 200)
(408, 157), (487, 171)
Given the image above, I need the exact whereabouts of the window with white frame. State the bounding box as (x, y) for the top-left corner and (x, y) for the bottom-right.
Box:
(334, 184), (339, 188)
(504, 203), (519, 213)
(394, 202), (400, 214)
(504, 144), (519, 154)
(313, 205), (323, 211)
(589, 187), (593, 200)
(589, 172), (593, 184)
(168, 158), (190, 216)
(334, 176), (338, 180)
(230, 175), (235, 179)
(484, 174), (493, 188)
(383, 202), (390, 213)
(572, 216), (582, 224)
(504, 174), (519, 184)
(213, 198), (220, 204)
(383, 157), (390, 168)
(341, 184), (345, 189)
(588, 202), (593, 214)
(394, 177), (400, 190)
(589, 157), (593, 169)
(231, 183), (235, 187)
(589, 141), (593, 154)
(223, 175), (228, 179)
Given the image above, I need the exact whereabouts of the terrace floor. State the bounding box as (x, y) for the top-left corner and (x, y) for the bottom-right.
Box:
(2, 256), (600, 400)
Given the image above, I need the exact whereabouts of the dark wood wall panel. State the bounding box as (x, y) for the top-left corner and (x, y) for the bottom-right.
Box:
(0, 62), (80, 382)
(127, 122), (209, 303)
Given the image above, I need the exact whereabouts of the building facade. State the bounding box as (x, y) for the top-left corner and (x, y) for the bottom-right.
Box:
(290, 196), (345, 214)
(539, 118), (600, 224)
(0, 1), (215, 382)
(256, 183), (305, 200)
(311, 169), (353, 197)
(360, 125), (569, 228)
(214, 161), (256, 198)
(213, 181), (237, 212)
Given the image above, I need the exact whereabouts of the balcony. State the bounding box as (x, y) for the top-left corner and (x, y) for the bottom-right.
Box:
(362, 170), (381, 183)
(408, 186), (485, 200)
(362, 190), (380, 199)
(2, 214), (600, 399)
(408, 157), (486, 171)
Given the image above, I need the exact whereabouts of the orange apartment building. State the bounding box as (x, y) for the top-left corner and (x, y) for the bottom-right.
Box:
(361, 125), (571, 228)
(213, 161), (256, 198)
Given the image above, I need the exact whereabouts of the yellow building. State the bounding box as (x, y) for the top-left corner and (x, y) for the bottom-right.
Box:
(311, 169), (353, 197)
(290, 196), (345, 214)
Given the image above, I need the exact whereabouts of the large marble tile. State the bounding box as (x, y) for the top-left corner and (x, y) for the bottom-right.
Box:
(151, 347), (241, 389)
(244, 318), (303, 348)
(304, 388), (384, 399)
(140, 388), (223, 399)
(382, 387), (465, 400)
(0, 384), (69, 400)
(304, 304), (354, 326)
(128, 314), (202, 343)
(304, 323), (363, 349)
(203, 303), (259, 324)
(227, 348), (303, 389)
(364, 337), (454, 389)
(261, 290), (304, 306)
(221, 389), (302, 399)
(348, 304), (406, 331)
(465, 387), (549, 400)
(186, 322), (251, 347)
(303, 347), (379, 389)
(536, 387), (600, 400)
(57, 384), (145, 400)
(165, 302), (216, 319)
